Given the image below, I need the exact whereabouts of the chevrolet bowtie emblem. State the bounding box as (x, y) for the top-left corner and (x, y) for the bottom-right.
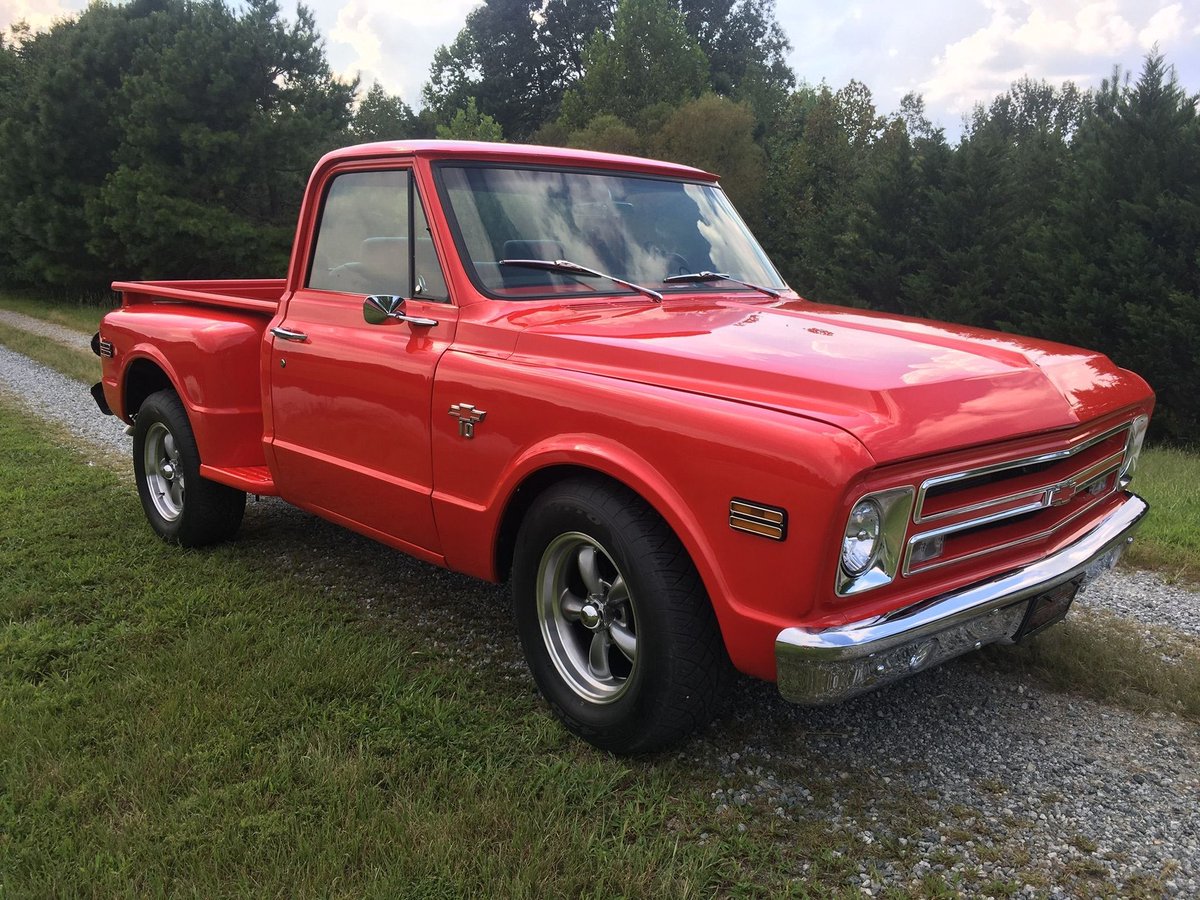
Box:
(449, 403), (487, 438)
(1048, 481), (1077, 506)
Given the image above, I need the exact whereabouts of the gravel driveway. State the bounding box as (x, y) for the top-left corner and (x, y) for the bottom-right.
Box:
(1, 319), (1197, 896)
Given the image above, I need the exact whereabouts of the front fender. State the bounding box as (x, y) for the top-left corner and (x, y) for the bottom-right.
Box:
(430, 352), (874, 680)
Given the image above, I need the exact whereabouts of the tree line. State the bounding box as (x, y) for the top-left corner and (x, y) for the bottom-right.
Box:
(1, 0), (1197, 443)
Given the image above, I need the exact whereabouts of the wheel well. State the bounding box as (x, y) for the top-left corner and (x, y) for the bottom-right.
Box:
(124, 359), (174, 419)
(494, 465), (656, 582)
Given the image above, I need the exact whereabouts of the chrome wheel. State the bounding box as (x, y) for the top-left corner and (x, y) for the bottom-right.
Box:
(536, 532), (638, 703)
(142, 421), (184, 522)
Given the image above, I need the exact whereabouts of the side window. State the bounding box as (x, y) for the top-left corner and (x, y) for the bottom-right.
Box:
(306, 171), (451, 302)
(413, 191), (449, 302)
(308, 170), (411, 296)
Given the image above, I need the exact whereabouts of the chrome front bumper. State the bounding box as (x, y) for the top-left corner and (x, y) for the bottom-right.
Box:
(776, 493), (1148, 704)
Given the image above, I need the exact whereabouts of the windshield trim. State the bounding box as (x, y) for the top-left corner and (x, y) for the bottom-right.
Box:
(431, 160), (786, 304)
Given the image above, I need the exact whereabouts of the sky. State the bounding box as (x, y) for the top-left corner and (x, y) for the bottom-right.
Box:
(5, 0), (1199, 136)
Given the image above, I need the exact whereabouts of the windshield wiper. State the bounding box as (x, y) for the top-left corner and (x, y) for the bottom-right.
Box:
(662, 271), (782, 298)
(498, 258), (663, 303)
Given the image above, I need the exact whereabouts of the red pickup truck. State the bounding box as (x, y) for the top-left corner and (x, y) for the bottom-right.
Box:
(93, 140), (1153, 752)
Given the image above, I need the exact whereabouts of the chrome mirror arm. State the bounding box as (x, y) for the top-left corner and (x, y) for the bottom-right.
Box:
(363, 294), (438, 328)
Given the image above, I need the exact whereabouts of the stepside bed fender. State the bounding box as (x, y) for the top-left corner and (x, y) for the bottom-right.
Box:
(103, 309), (268, 469)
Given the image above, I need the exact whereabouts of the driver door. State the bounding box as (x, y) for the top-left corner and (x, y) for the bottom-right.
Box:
(268, 166), (456, 558)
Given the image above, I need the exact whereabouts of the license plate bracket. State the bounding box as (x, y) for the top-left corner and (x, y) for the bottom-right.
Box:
(1013, 578), (1082, 642)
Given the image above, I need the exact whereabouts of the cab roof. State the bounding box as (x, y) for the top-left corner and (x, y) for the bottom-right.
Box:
(317, 140), (719, 182)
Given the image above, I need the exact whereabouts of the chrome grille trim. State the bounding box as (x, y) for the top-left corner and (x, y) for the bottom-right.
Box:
(912, 420), (1133, 524)
(901, 418), (1137, 578)
(903, 486), (1119, 576)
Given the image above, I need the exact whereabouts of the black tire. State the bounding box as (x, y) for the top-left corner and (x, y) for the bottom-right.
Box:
(512, 477), (731, 754)
(132, 389), (246, 547)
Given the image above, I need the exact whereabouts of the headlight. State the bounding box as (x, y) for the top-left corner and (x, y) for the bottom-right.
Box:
(836, 487), (915, 596)
(1119, 414), (1149, 487)
(841, 499), (882, 575)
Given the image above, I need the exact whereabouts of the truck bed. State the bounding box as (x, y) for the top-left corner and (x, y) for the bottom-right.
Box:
(110, 278), (285, 315)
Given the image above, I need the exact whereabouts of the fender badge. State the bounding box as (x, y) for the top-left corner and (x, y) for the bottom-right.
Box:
(449, 403), (487, 438)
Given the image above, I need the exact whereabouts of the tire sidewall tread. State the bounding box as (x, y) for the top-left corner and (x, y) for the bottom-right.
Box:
(132, 389), (245, 548)
(513, 476), (730, 754)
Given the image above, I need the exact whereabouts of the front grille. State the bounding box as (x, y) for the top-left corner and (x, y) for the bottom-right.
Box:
(902, 420), (1134, 577)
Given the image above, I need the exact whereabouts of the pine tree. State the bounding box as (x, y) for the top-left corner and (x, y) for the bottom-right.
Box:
(1058, 54), (1200, 442)
(353, 82), (423, 142)
(558, 0), (709, 129)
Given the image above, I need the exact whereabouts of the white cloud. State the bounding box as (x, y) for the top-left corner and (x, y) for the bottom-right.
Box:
(1, 0), (83, 33)
(1012, 3), (1136, 55)
(330, 1), (384, 83)
(919, 0), (1193, 115)
(1139, 3), (1186, 47)
(322, 0), (480, 102)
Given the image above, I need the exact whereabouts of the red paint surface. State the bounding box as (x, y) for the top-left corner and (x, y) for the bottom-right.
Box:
(99, 142), (1155, 682)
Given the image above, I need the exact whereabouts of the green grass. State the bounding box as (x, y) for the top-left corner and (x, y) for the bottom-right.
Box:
(0, 328), (1181, 896)
(0, 290), (115, 333)
(0, 397), (891, 897)
(0, 399), (707, 895)
(1123, 446), (1200, 583)
(0, 320), (100, 385)
(987, 613), (1200, 721)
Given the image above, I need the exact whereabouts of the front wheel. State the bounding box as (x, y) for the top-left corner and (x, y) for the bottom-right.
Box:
(512, 477), (730, 753)
(132, 390), (245, 547)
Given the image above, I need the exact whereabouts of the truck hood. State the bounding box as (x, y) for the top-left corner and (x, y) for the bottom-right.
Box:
(510, 296), (1151, 464)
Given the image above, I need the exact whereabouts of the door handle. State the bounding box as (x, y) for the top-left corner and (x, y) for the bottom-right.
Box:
(271, 326), (309, 342)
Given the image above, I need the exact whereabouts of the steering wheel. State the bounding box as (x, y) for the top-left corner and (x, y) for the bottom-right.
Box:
(325, 262), (375, 292)
(642, 242), (691, 278)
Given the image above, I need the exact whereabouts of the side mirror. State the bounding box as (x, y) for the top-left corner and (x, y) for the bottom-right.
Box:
(363, 294), (439, 328)
(363, 294), (401, 325)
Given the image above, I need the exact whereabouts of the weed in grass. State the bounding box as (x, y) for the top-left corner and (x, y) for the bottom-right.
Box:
(1064, 857), (1110, 880)
(980, 877), (1021, 897)
(977, 776), (1007, 796)
(918, 871), (959, 897)
(1068, 833), (1099, 854)
(1008, 847), (1032, 869)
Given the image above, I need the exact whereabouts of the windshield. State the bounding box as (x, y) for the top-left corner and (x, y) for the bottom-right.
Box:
(436, 164), (787, 300)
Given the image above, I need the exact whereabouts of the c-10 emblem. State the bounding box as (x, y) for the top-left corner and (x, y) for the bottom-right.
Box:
(448, 403), (487, 438)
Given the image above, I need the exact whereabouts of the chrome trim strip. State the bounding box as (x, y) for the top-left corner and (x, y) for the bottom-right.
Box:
(776, 493), (1148, 704)
(903, 478), (1118, 576)
(730, 500), (785, 525)
(903, 458), (1125, 576)
(911, 498), (1048, 544)
(913, 420), (1133, 523)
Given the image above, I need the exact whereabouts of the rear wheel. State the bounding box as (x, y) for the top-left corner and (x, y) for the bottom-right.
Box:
(132, 390), (245, 547)
(512, 477), (730, 753)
